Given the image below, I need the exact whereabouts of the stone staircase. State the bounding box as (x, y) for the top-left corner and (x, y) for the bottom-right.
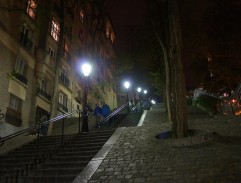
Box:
(117, 111), (143, 127)
(0, 130), (114, 183)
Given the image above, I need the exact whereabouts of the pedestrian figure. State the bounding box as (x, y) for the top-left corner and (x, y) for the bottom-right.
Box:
(94, 103), (102, 128)
(101, 102), (111, 127)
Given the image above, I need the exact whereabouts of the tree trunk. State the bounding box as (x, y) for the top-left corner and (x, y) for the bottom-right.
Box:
(168, 0), (188, 138)
(154, 31), (172, 122)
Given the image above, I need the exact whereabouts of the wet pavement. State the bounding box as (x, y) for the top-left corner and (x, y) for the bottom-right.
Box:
(76, 103), (241, 183)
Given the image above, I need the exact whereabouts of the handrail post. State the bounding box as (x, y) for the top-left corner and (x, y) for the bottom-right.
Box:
(35, 123), (40, 163)
(61, 117), (65, 145)
(78, 110), (81, 134)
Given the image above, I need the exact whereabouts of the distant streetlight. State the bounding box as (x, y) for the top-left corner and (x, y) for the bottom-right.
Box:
(144, 90), (147, 94)
(151, 99), (156, 104)
(81, 63), (92, 132)
(137, 87), (142, 101)
(137, 87), (142, 93)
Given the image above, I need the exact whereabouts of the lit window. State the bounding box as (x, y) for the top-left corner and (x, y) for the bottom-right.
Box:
(26, 0), (37, 19)
(51, 18), (60, 42)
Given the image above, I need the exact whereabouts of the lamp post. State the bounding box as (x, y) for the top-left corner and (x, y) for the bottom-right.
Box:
(143, 89), (148, 110)
(124, 81), (130, 103)
(137, 87), (142, 101)
(81, 63), (92, 132)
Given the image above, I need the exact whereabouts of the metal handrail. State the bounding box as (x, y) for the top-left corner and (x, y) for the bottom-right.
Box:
(0, 109), (82, 146)
(99, 103), (129, 126)
(131, 105), (138, 111)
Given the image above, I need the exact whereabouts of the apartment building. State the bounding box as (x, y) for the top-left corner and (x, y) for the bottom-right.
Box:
(0, 0), (117, 136)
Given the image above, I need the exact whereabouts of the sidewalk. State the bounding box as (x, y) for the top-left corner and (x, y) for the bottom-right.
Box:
(75, 103), (241, 183)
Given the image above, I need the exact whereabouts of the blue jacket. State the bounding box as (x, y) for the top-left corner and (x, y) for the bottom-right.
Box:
(101, 104), (111, 117)
(94, 106), (102, 116)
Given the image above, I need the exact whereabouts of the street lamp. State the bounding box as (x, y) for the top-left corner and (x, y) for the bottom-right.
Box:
(143, 90), (147, 95)
(137, 87), (142, 93)
(137, 87), (142, 100)
(151, 99), (156, 104)
(81, 63), (92, 132)
(124, 81), (130, 103)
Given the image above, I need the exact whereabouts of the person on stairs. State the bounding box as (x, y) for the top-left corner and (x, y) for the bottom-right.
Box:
(101, 102), (111, 127)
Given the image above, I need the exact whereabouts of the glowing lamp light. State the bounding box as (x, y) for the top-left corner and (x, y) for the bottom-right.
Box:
(81, 63), (92, 77)
(124, 81), (130, 89)
(137, 87), (142, 93)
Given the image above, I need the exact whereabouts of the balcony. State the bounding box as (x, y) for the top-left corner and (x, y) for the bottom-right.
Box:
(75, 96), (82, 104)
(37, 88), (51, 101)
(58, 103), (68, 112)
(14, 73), (28, 85)
(59, 74), (70, 88)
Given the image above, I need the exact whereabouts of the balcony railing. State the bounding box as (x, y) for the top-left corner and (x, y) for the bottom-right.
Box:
(37, 88), (51, 101)
(75, 96), (82, 104)
(58, 103), (68, 112)
(59, 74), (70, 88)
(14, 73), (28, 85)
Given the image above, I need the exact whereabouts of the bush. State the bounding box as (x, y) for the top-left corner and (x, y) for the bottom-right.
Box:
(193, 95), (218, 111)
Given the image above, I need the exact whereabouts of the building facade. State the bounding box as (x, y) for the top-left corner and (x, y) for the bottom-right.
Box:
(0, 0), (117, 136)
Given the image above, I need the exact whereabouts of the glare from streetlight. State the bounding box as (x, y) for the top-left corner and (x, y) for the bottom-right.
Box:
(137, 87), (142, 93)
(124, 81), (130, 89)
(81, 63), (92, 77)
(144, 90), (147, 94)
(151, 99), (156, 104)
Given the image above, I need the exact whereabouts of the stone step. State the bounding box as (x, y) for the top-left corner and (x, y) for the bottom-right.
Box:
(0, 130), (115, 183)
(7, 146), (58, 154)
(2, 150), (54, 159)
(0, 156), (36, 164)
(37, 161), (89, 169)
(0, 167), (24, 175)
(27, 167), (84, 176)
(63, 141), (107, 147)
(70, 136), (111, 142)
(0, 162), (33, 171)
(59, 145), (102, 152)
(6, 175), (76, 183)
(55, 150), (97, 157)
(49, 155), (93, 162)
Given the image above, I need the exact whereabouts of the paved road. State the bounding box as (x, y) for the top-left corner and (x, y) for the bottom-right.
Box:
(79, 104), (241, 183)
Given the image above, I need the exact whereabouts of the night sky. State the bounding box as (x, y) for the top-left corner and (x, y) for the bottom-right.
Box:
(106, 0), (241, 94)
